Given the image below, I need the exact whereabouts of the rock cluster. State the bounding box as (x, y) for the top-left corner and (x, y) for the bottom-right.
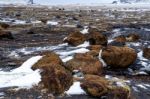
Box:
(64, 30), (107, 46)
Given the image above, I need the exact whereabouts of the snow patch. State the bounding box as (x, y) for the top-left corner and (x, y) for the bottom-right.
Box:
(47, 21), (58, 26)
(99, 50), (107, 67)
(80, 26), (89, 34)
(66, 82), (85, 95)
(0, 56), (42, 88)
(136, 84), (148, 89)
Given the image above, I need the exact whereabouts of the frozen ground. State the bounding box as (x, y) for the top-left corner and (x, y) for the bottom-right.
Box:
(0, 4), (150, 99)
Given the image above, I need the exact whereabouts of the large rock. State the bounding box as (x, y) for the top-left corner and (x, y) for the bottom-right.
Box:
(64, 31), (86, 46)
(65, 53), (103, 75)
(101, 46), (137, 68)
(143, 48), (150, 59)
(0, 30), (14, 39)
(107, 86), (130, 99)
(32, 51), (63, 70)
(80, 75), (109, 97)
(87, 32), (107, 46)
(114, 35), (126, 43)
(0, 22), (10, 29)
(126, 33), (140, 42)
(32, 51), (73, 95)
(81, 75), (131, 99)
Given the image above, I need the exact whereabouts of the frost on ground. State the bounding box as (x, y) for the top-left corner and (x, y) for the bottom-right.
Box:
(0, 56), (42, 89)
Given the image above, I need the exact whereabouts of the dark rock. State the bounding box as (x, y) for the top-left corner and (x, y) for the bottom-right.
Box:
(0, 30), (14, 39)
(0, 22), (10, 29)
(143, 48), (150, 59)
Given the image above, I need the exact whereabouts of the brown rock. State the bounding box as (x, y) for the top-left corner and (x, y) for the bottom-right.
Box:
(80, 75), (109, 97)
(81, 75), (131, 98)
(0, 22), (10, 29)
(32, 51), (63, 70)
(32, 51), (73, 95)
(0, 30), (14, 39)
(114, 35), (126, 43)
(107, 86), (130, 99)
(64, 31), (86, 46)
(143, 48), (150, 59)
(101, 46), (137, 68)
(86, 50), (99, 57)
(126, 33), (140, 42)
(40, 64), (73, 95)
(87, 45), (103, 52)
(87, 32), (107, 46)
(65, 53), (103, 75)
(40, 19), (48, 24)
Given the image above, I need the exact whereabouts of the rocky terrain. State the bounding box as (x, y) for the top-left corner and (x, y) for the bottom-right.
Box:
(0, 5), (150, 99)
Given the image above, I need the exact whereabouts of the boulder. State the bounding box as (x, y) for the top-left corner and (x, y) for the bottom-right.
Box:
(87, 32), (107, 46)
(0, 22), (10, 29)
(143, 48), (150, 59)
(81, 75), (131, 99)
(39, 64), (73, 95)
(114, 35), (126, 43)
(87, 45), (103, 52)
(32, 51), (63, 70)
(107, 86), (130, 99)
(64, 31), (86, 46)
(0, 30), (14, 39)
(80, 75), (109, 97)
(40, 19), (48, 24)
(101, 46), (137, 68)
(65, 53), (103, 75)
(32, 51), (73, 94)
(126, 33), (140, 42)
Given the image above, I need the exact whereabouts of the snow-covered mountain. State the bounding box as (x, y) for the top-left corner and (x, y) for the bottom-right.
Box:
(0, 0), (150, 5)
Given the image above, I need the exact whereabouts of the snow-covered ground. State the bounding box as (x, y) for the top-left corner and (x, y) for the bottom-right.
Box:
(0, 56), (42, 89)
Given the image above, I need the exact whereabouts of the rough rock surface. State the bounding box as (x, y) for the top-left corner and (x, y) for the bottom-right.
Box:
(126, 33), (140, 42)
(87, 32), (107, 46)
(143, 48), (150, 59)
(32, 51), (73, 95)
(64, 31), (86, 46)
(81, 75), (131, 99)
(0, 30), (14, 39)
(65, 53), (103, 75)
(80, 75), (109, 97)
(101, 46), (137, 68)
(0, 22), (10, 29)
